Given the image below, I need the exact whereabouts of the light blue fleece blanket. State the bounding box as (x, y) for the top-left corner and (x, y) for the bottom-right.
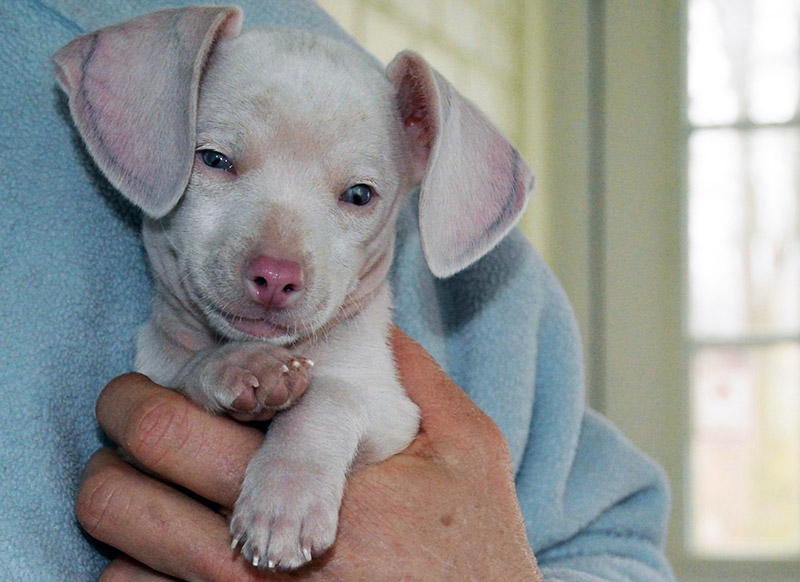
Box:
(0, 1), (675, 580)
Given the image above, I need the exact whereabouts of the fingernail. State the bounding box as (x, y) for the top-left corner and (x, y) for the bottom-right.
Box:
(302, 547), (312, 561)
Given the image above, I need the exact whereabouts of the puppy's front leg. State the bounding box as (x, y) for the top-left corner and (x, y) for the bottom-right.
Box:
(231, 374), (366, 570)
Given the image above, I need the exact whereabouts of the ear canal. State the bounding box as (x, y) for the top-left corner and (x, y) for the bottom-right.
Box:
(387, 51), (535, 279)
(52, 6), (243, 218)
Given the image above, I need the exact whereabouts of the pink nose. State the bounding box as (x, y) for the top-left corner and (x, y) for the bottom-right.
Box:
(245, 256), (304, 309)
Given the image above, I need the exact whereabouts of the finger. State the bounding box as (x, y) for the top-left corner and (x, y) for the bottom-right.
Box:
(96, 373), (262, 508)
(76, 448), (269, 582)
(390, 326), (490, 431)
(100, 556), (180, 581)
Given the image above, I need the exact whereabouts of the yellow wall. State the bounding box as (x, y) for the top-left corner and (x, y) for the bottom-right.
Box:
(316, 0), (525, 145)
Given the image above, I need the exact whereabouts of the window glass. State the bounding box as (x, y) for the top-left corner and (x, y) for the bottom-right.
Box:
(688, 0), (800, 125)
(687, 0), (800, 559)
(690, 345), (800, 556)
(688, 127), (800, 339)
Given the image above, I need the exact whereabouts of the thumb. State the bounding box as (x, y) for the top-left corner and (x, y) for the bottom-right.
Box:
(390, 326), (489, 437)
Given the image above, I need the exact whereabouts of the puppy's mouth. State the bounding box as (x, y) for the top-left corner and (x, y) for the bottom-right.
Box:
(211, 306), (299, 340)
(181, 269), (319, 342)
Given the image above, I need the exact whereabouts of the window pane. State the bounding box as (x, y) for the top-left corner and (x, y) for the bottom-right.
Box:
(690, 344), (800, 557)
(688, 0), (800, 125)
(688, 127), (800, 338)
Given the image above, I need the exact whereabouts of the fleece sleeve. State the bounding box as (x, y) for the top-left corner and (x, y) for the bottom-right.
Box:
(516, 277), (675, 582)
(390, 199), (675, 581)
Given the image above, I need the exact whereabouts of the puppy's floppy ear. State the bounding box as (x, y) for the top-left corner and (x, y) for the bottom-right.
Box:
(52, 7), (243, 218)
(387, 51), (534, 278)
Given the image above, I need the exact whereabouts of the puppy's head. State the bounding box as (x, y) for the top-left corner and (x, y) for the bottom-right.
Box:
(150, 28), (413, 342)
(53, 6), (534, 344)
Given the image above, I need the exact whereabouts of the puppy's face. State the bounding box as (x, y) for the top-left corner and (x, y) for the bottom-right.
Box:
(155, 31), (413, 343)
(54, 7), (534, 336)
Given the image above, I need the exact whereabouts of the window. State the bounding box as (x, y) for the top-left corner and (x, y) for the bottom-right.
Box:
(686, 0), (800, 561)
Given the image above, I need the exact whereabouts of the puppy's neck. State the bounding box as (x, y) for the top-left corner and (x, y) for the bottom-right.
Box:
(154, 280), (221, 343)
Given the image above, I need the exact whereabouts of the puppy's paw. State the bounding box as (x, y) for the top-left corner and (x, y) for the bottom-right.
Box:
(231, 460), (341, 570)
(183, 343), (313, 420)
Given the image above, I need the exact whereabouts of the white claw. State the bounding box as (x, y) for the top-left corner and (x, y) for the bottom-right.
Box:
(302, 358), (315, 368)
(230, 534), (241, 550)
(268, 560), (276, 570)
(302, 547), (312, 562)
(291, 359), (301, 370)
(252, 554), (260, 568)
(281, 364), (290, 374)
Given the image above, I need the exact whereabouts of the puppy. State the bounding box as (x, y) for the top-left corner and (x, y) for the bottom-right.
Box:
(53, 5), (533, 570)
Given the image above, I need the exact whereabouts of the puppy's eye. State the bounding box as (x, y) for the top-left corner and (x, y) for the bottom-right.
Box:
(341, 184), (373, 206)
(198, 149), (235, 173)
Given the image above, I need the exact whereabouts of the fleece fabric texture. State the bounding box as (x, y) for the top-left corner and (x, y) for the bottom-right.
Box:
(0, 1), (676, 580)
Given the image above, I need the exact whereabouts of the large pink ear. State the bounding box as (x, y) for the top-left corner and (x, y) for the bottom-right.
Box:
(387, 51), (534, 278)
(52, 7), (243, 218)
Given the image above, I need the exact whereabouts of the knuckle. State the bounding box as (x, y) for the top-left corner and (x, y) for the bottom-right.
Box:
(97, 568), (120, 582)
(75, 458), (129, 539)
(105, 371), (147, 392)
(97, 560), (131, 582)
(124, 392), (190, 468)
(472, 412), (513, 462)
(479, 415), (507, 449)
(98, 373), (152, 411)
(447, 409), (514, 472)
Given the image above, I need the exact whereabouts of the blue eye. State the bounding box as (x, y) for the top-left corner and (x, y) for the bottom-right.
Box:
(199, 149), (235, 173)
(341, 184), (373, 206)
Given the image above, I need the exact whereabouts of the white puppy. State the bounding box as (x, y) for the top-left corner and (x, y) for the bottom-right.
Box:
(53, 5), (533, 571)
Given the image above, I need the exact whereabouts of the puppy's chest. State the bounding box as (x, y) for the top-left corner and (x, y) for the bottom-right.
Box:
(290, 328), (395, 384)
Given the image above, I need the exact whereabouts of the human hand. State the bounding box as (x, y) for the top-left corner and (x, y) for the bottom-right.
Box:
(78, 327), (541, 581)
